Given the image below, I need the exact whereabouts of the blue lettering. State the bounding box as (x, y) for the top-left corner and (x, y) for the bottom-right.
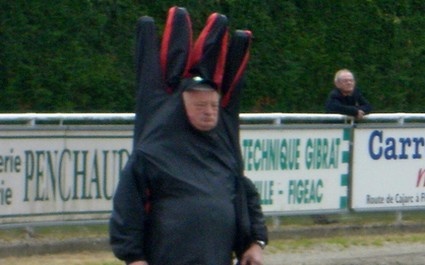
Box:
(384, 137), (397, 160)
(368, 130), (425, 160)
(412, 138), (424, 159)
(369, 130), (383, 160)
(398, 138), (411, 159)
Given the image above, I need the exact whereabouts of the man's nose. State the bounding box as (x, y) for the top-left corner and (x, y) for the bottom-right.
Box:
(204, 105), (216, 114)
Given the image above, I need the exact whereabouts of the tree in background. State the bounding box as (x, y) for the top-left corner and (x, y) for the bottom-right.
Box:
(1, 0), (425, 113)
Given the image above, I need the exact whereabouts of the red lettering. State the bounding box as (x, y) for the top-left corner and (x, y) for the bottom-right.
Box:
(416, 168), (425, 187)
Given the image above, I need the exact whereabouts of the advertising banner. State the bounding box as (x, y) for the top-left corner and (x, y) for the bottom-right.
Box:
(1, 125), (351, 225)
(0, 127), (132, 224)
(352, 127), (425, 211)
(241, 126), (351, 214)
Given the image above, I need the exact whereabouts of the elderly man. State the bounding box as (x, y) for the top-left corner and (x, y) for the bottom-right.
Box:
(325, 69), (372, 119)
(109, 7), (268, 265)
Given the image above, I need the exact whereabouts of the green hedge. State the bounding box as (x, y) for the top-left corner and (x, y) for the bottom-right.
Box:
(1, 0), (425, 113)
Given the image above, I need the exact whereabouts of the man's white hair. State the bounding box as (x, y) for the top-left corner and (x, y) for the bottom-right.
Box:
(334, 69), (354, 82)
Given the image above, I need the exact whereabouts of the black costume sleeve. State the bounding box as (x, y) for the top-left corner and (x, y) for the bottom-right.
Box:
(109, 152), (149, 262)
(219, 30), (269, 255)
(243, 176), (268, 242)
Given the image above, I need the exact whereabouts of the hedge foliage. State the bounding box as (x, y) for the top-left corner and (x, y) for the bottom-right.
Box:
(1, 0), (425, 113)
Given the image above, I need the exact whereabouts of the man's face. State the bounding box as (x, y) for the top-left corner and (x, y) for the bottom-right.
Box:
(183, 89), (220, 131)
(335, 71), (355, 95)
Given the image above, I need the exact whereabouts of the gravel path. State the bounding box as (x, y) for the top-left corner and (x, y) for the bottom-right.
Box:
(264, 242), (425, 265)
(1, 239), (425, 264)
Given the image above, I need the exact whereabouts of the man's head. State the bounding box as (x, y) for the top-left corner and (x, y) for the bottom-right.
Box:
(182, 78), (220, 131)
(334, 69), (356, 96)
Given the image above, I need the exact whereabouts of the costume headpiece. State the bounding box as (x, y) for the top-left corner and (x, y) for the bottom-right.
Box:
(133, 6), (252, 147)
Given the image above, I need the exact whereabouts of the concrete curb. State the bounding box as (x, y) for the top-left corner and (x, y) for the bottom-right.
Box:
(269, 223), (425, 240)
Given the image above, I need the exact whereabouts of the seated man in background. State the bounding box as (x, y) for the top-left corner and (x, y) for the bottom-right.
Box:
(325, 69), (372, 120)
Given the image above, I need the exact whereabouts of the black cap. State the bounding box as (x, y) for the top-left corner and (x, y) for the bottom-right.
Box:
(181, 76), (217, 91)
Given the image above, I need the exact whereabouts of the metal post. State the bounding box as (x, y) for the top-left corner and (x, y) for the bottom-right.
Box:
(272, 216), (281, 231)
(395, 211), (403, 224)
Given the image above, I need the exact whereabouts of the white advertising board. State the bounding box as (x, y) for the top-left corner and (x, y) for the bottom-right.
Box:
(0, 127), (132, 224)
(352, 127), (425, 211)
(1, 125), (351, 225)
(241, 126), (351, 214)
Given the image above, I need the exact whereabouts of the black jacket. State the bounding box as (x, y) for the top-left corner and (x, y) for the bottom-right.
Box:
(109, 92), (268, 265)
(325, 88), (372, 117)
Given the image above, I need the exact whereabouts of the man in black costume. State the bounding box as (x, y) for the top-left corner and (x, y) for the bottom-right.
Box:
(109, 7), (268, 265)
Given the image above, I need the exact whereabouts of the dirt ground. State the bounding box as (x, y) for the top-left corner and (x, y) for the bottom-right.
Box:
(2, 224), (425, 265)
(1, 241), (425, 265)
(265, 241), (425, 265)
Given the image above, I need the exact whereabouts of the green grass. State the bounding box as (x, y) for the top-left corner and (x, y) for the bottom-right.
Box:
(268, 210), (425, 228)
(1, 211), (425, 244)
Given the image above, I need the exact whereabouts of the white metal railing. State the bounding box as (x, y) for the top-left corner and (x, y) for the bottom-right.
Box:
(0, 112), (425, 125)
